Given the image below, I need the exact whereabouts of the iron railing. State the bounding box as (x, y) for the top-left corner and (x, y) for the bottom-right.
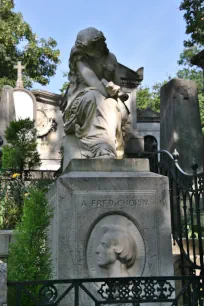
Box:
(142, 149), (204, 276)
(0, 169), (61, 181)
(7, 276), (204, 306)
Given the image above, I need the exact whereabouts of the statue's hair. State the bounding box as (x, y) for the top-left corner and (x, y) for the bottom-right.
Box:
(75, 27), (109, 54)
(101, 225), (137, 269)
(69, 27), (109, 73)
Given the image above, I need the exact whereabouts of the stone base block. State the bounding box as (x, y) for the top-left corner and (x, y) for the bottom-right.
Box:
(48, 159), (173, 305)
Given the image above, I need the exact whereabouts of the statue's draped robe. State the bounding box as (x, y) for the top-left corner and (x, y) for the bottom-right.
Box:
(64, 88), (127, 158)
(63, 49), (129, 169)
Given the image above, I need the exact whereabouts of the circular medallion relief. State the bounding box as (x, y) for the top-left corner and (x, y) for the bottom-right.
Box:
(36, 109), (53, 137)
(86, 214), (146, 278)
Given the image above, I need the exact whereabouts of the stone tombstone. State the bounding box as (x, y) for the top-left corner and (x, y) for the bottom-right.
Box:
(13, 88), (36, 121)
(48, 159), (174, 306)
(160, 78), (203, 172)
(0, 261), (7, 306)
(0, 86), (16, 144)
(32, 90), (64, 170)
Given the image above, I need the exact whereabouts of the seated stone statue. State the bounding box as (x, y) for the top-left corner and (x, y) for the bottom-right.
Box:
(63, 27), (130, 169)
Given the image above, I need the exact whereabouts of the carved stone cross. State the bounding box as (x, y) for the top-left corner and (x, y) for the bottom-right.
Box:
(14, 61), (26, 88)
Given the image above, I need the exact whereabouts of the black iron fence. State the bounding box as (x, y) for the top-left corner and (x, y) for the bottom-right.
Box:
(142, 149), (204, 276)
(4, 149), (204, 305)
(7, 276), (204, 306)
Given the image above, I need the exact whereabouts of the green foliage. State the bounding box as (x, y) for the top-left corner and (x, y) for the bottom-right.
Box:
(179, 0), (204, 47)
(60, 72), (70, 93)
(198, 94), (204, 133)
(0, 118), (41, 229)
(136, 80), (168, 113)
(0, 175), (27, 229)
(8, 187), (53, 305)
(177, 45), (202, 66)
(136, 87), (152, 110)
(0, 0), (60, 89)
(2, 118), (41, 172)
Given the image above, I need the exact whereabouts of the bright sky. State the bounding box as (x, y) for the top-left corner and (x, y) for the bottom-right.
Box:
(15, 0), (187, 94)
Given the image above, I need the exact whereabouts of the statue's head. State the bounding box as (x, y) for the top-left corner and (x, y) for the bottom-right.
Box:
(96, 225), (137, 269)
(75, 27), (109, 57)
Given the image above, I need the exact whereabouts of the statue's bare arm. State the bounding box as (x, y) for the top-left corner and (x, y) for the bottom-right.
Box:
(76, 61), (108, 97)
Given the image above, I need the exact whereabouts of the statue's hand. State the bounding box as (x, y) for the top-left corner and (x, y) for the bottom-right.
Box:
(105, 81), (120, 97)
(101, 79), (129, 102)
(118, 90), (129, 102)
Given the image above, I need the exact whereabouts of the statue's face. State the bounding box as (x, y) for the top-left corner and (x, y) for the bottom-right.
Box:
(96, 234), (117, 267)
(85, 39), (105, 57)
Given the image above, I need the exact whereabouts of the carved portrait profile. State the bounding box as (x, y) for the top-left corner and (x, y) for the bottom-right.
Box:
(86, 214), (146, 278)
(96, 225), (137, 277)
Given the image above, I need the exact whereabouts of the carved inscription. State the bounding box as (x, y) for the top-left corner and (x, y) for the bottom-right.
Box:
(91, 199), (148, 208)
(79, 195), (151, 209)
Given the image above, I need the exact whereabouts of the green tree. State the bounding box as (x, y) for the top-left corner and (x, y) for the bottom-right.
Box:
(179, 0), (204, 47)
(0, 118), (41, 229)
(0, 175), (28, 229)
(177, 46), (203, 89)
(8, 187), (53, 305)
(2, 118), (41, 172)
(136, 80), (168, 113)
(0, 0), (60, 89)
(60, 72), (70, 93)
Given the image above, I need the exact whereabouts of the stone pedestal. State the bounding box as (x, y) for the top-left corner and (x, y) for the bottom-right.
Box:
(48, 159), (173, 305)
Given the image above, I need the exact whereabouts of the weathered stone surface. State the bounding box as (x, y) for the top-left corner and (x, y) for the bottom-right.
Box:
(125, 130), (144, 156)
(13, 61), (26, 89)
(28, 90), (64, 170)
(48, 159), (173, 305)
(35, 97), (64, 170)
(137, 107), (160, 150)
(65, 158), (149, 172)
(0, 86), (16, 144)
(0, 231), (13, 258)
(160, 78), (203, 172)
(0, 86), (63, 171)
(62, 27), (144, 170)
(0, 261), (7, 306)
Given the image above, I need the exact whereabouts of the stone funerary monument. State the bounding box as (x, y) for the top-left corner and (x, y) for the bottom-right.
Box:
(48, 27), (174, 305)
(0, 62), (64, 170)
